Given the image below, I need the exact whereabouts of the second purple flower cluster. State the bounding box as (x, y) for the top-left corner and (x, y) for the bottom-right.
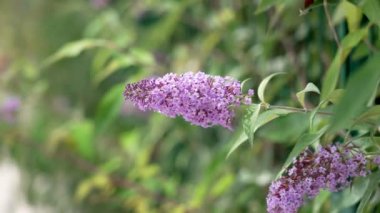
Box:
(267, 144), (368, 213)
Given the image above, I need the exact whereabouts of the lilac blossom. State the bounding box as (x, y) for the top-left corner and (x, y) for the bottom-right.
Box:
(123, 72), (253, 129)
(267, 144), (368, 213)
(0, 96), (21, 123)
(373, 156), (380, 166)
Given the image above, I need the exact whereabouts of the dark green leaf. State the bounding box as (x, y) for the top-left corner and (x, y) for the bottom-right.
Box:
(276, 126), (327, 178)
(362, 0), (380, 26)
(356, 171), (380, 213)
(321, 28), (368, 101)
(329, 53), (380, 132)
(95, 83), (125, 133)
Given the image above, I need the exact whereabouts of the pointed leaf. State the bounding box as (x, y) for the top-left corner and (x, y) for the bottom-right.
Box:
(243, 104), (262, 144)
(355, 106), (380, 125)
(227, 108), (292, 158)
(296, 82), (320, 109)
(356, 171), (380, 213)
(258, 72), (285, 104)
(44, 39), (114, 67)
(321, 28), (369, 101)
(330, 53), (380, 132)
(276, 126), (328, 178)
(226, 130), (248, 158)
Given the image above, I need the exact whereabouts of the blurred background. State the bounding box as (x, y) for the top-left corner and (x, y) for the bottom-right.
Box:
(0, 0), (378, 212)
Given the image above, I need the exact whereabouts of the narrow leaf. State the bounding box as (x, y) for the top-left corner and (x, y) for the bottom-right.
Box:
(296, 82), (320, 109)
(226, 130), (248, 158)
(43, 39), (114, 67)
(243, 104), (262, 144)
(362, 0), (380, 27)
(276, 126), (328, 178)
(258, 72), (285, 104)
(321, 28), (368, 101)
(356, 171), (380, 213)
(329, 53), (380, 132)
(355, 105), (380, 124)
(227, 108), (292, 158)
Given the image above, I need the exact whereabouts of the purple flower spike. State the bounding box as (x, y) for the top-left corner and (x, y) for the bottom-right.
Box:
(267, 144), (368, 213)
(124, 72), (253, 129)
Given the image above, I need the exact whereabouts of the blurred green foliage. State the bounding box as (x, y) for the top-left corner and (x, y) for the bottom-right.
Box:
(0, 0), (379, 212)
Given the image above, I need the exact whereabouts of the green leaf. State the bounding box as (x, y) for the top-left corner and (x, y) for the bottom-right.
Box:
(95, 83), (125, 133)
(326, 89), (345, 105)
(69, 120), (95, 160)
(258, 72), (285, 104)
(276, 126), (328, 178)
(332, 176), (369, 211)
(240, 78), (252, 93)
(227, 108), (292, 158)
(43, 39), (114, 67)
(258, 113), (308, 143)
(296, 82), (320, 109)
(313, 190), (330, 213)
(243, 104), (262, 144)
(355, 106), (380, 125)
(226, 130), (248, 158)
(362, 0), (380, 27)
(255, 0), (278, 14)
(356, 171), (380, 213)
(94, 54), (135, 84)
(321, 28), (368, 101)
(334, 1), (362, 32)
(329, 53), (380, 132)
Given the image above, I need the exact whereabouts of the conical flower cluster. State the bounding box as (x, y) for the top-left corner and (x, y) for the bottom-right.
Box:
(124, 72), (253, 129)
(267, 144), (368, 213)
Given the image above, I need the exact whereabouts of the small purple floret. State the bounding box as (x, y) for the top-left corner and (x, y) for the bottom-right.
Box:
(0, 96), (21, 123)
(373, 156), (380, 165)
(266, 144), (368, 213)
(124, 72), (253, 129)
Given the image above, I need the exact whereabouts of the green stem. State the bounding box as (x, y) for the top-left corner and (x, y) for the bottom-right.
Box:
(268, 105), (333, 116)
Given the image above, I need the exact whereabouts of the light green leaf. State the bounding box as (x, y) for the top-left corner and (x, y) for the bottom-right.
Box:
(329, 53), (380, 132)
(43, 39), (114, 67)
(355, 106), (380, 125)
(362, 0), (380, 26)
(69, 120), (95, 160)
(296, 82), (320, 109)
(227, 108), (292, 158)
(276, 126), (328, 179)
(226, 130), (248, 158)
(240, 78), (252, 93)
(255, 0), (279, 14)
(258, 113), (308, 143)
(321, 28), (368, 101)
(313, 190), (330, 213)
(332, 176), (369, 211)
(94, 55), (135, 84)
(326, 89), (345, 105)
(95, 83), (125, 133)
(243, 104), (262, 145)
(356, 171), (380, 213)
(258, 72), (285, 104)
(334, 1), (362, 32)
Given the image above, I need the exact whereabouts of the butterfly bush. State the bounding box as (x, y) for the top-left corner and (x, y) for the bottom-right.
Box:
(267, 144), (368, 213)
(124, 71), (253, 130)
